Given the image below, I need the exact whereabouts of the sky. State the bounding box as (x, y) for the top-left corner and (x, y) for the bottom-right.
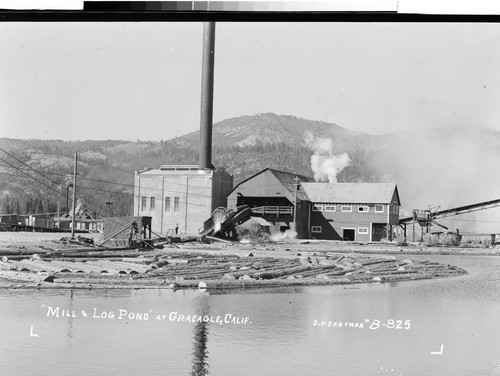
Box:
(1, 10), (500, 232)
(2, 20), (500, 141)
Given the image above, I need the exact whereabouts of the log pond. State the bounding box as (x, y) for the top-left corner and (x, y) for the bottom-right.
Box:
(1, 254), (499, 376)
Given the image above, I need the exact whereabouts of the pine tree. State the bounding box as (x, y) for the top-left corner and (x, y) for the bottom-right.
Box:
(1, 200), (12, 214)
(25, 196), (33, 214)
(35, 198), (44, 214)
(14, 199), (21, 215)
(47, 201), (57, 214)
(32, 197), (39, 214)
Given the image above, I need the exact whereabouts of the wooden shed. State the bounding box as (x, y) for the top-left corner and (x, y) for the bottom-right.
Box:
(102, 216), (152, 248)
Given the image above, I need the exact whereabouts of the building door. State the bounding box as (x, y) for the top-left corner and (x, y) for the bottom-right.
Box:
(372, 223), (387, 242)
(343, 229), (355, 241)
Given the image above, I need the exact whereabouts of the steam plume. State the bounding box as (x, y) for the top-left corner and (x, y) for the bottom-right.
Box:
(71, 199), (83, 217)
(310, 137), (350, 183)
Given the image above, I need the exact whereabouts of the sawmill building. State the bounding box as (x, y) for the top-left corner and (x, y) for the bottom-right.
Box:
(301, 182), (400, 241)
(226, 168), (314, 237)
(227, 168), (400, 242)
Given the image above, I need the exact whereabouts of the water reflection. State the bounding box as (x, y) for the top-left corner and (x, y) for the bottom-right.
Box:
(66, 289), (75, 344)
(1, 256), (499, 376)
(190, 293), (210, 376)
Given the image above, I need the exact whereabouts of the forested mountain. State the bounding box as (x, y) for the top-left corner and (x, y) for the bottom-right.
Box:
(1, 113), (500, 232)
(172, 113), (361, 148)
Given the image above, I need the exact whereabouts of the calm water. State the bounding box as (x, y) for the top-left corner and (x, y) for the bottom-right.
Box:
(1, 255), (500, 376)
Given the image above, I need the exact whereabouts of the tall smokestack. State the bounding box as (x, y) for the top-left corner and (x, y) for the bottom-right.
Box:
(199, 22), (216, 171)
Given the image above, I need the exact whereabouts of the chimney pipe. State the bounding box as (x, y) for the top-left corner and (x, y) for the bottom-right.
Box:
(199, 22), (216, 171)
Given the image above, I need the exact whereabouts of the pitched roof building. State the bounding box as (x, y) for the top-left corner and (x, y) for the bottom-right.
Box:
(301, 182), (400, 241)
(227, 168), (401, 242)
(227, 168), (314, 236)
(301, 183), (400, 205)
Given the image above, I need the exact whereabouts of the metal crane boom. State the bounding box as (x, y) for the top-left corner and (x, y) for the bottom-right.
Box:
(400, 197), (500, 224)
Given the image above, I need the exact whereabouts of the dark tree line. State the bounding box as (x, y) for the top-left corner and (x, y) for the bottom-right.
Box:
(0, 138), (383, 217)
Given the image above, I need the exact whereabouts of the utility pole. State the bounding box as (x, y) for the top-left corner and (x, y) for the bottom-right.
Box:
(57, 185), (61, 230)
(66, 184), (73, 214)
(293, 176), (300, 233)
(71, 153), (78, 239)
(412, 214), (415, 243)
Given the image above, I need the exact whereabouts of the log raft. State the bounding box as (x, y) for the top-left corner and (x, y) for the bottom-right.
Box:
(0, 247), (468, 289)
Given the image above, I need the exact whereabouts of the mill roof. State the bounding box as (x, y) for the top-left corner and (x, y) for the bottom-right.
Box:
(267, 169), (314, 198)
(230, 168), (314, 200)
(301, 182), (400, 205)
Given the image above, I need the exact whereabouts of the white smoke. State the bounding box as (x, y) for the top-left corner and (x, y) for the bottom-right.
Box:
(70, 199), (83, 217)
(270, 230), (297, 242)
(310, 137), (350, 183)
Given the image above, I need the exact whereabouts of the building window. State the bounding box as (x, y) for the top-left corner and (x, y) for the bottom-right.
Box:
(165, 197), (171, 212)
(312, 204), (323, 212)
(141, 196), (147, 211)
(174, 197), (179, 212)
(358, 227), (369, 234)
(389, 205), (399, 214)
(150, 197), (155, 211)
(311, 226), (322, 233)
(324, 205), (336, 212)
(375, 205), (384, 213)
(358, 206), (370, 213)
(341, 206), (352, 212)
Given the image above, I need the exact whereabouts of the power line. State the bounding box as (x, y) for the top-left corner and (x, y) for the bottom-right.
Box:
(0, 151), (135, 225)
(0, 164), (69, 177)
(4, 165), (499, 232)
(6, 153), (494, 219)
(0, 155), (225, 201)
(0, 168), (215, 211)
(0, 163), (416, 214)
(0, 155), (221, 223)
(0, 156), (67, 202)
(0, 163), (137, 189)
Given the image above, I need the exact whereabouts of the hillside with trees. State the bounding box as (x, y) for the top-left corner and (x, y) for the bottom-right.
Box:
(1, 113), (500, 233)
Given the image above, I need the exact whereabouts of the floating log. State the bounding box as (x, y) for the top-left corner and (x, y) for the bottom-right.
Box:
(253, 265), (314, 279)
(17, 259), (61, 273)
(0, 239), (470, 290)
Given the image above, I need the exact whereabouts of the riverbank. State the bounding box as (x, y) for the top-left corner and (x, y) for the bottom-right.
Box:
(0, 232), (473, 289)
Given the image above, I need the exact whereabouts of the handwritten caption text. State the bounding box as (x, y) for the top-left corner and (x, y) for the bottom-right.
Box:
(42, 305), (252, 326)
(312, 319), (411, 330)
